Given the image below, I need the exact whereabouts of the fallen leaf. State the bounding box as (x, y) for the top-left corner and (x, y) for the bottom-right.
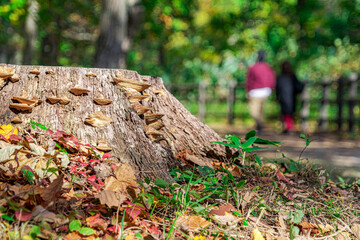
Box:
(32, 205), (60, 223)
(15, 210), (32, 222)
(86, 213), (107, 230)
(96, 190), (126, 208)
(64, 231), (96, 240)
(252, 228), (265, 240)
(0, 145), (22, 163)
(124, 232), (135, 240)
(41, 174), (64, 203)
(209, 203), (236, 216)
(211, 213), (240, 226)
(0, 124), (18, 140)
(175, 215), (211, 233)
(276, 170), (291, 184)
(351, 223), (360, 239)
(104, 164), (138, 194)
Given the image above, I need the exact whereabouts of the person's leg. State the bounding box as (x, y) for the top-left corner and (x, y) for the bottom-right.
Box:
(249, 97), (266, 132)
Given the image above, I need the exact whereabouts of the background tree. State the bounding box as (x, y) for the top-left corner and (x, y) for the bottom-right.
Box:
(94, 0), (142, 68)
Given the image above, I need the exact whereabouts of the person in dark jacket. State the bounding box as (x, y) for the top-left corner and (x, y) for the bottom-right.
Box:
(276, 61), (303, 133)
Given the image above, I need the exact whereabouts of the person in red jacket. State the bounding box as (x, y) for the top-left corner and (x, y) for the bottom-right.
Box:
(245, 50), (276, 133)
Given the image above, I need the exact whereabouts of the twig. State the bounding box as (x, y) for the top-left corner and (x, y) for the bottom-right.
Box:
(313, 226), (347, 239)
(255, 207), (265, 227)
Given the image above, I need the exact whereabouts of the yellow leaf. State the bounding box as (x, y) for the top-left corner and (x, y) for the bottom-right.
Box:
(252, 228), (265, 240)
(0, 124), (18, 139)
(193, 236), (207, 240)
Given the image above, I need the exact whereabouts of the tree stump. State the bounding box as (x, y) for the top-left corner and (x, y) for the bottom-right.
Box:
(0, 64), (227, 181)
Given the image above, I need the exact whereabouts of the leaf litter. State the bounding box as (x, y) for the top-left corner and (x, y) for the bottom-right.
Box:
(0, 124), (359, 239)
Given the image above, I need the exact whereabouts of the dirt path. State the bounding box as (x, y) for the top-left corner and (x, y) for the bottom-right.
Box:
(209, 124), (360, 178)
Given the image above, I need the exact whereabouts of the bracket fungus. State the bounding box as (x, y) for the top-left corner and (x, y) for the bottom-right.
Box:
(46, 97), (61, 104)
(9, 103), (34, 113)
(11, 116), (22, 124)
(96, 139), (112, 152)
(59, 97), (71, 105)
(29, 68), (40, 75)
(85, 72), (97, 77)
(113, 77), (151, 92)
(144, 113), (165, 125)
(127, 94), (151, 103)
(9, 74), (19, 83)
(69, 87), (90, 96)
(93, 96), (112, 105)
(12, 96), (38, 105)
(131, 103), (152, 115)
(45, 70), (55, 75)
(0, 66), (15, 79)
(147, 121), (165, 130)
(85, 111), (112, 127)
(146, 130), (163, 142)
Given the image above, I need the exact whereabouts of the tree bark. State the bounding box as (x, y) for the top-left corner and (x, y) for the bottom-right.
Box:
(0, 64), (227, 181)
(94, 0), (142, 68)
(23, 0), (39, 65)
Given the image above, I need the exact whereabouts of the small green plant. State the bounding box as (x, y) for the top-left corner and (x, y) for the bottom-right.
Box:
(212, 130), (280, 166)
(287, 210), (304, 239)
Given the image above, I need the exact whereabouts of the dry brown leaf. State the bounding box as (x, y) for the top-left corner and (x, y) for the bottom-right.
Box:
(96, 190), (126, 208)
(351, 223), (360, 239)
(41, 174), (64, 203)
(251, 228), (265, 240)
(32, 205), (64, 224)
(318, 224), (334, 233)
(64, 231), (96, 240)
(209, 203), (236, 216)
(265, 233), (275, 240)
(175, 215), (211, 233)
(211, 213), (240, 226)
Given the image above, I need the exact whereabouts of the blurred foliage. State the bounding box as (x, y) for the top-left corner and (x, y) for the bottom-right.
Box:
(0, 0), (359, 83)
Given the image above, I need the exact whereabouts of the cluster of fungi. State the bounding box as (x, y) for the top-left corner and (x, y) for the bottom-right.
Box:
(0, 66), (167, 152)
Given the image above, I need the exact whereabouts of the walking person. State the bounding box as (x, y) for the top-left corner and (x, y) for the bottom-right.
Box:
(245, 50), (276, 134)
(276, 61), (304, 133)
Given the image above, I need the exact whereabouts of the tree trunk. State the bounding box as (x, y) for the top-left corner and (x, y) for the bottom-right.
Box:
(0, 64), (227, 181)
(94, 0), (141, 69)
(23, 0), (39, 65)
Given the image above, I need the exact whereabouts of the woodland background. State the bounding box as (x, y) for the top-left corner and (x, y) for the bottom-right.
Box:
(1, 0), (360, 125)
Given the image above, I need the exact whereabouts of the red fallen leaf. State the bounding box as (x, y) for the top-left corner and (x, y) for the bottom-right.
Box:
(70, 166), (77, 173)
(9, 134), (22, 143)
(0, 134), (9, 142)
(61, 225), (69, 231)
(78, 171), (86, 176)
(107, 225), (121, 233)
(63, 135), (79, 145)
(88, 175), (97, 182)
(15, 210), (32, 222)
(126, 206), (141, 220)
(80, 162), (89, 167)
(102, 153), (111, 159)
(86, 213), (108, 229)
(125, 201), (146, 210)
(89, 181), (101, 191)
(276, 170), (291, 184)
(25, 136), (34, 142)
(125, 202), (144, 220)
(47, 129), (54, 135)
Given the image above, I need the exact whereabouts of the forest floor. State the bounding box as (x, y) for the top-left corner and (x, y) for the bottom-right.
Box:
(0, 123), (359, 240)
